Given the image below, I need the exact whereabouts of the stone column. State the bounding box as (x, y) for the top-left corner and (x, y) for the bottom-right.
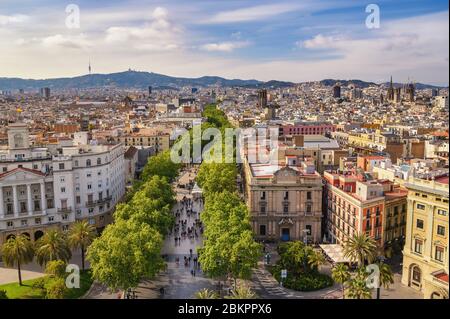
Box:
(27, 184), (33, 216)
(12, 185), (19, 217)
(40, 182), (47, 214)
(0, 186), (4, 218)
(425, 205), (434, 260)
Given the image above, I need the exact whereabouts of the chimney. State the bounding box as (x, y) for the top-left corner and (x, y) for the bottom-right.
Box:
(294, 135), (304, 147)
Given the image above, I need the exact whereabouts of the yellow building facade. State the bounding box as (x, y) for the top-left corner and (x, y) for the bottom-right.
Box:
(401, 176), (449, 299)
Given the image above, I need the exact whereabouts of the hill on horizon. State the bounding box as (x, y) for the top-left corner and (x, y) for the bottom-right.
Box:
(0, 71), (446, 91)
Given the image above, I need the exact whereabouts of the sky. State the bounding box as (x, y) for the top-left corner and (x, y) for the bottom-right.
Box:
(0, 0), (448, 85)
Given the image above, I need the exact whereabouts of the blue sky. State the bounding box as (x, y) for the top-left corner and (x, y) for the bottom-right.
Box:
(0, 0), (448, 85)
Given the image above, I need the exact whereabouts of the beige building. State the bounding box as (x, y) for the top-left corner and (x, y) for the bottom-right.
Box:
(401, 175), (449, 299)
(115, 127), (171, 153)
(243, 155), (323, 243)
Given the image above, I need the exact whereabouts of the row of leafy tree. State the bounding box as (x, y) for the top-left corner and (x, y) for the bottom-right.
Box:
(87, 150), (180, 291)
(195, 105), (262, 294)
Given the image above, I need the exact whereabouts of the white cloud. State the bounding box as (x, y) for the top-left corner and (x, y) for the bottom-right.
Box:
(201, 41), (249, 52)
(0, 14), (29, 26)
(203, 3), (304, 24)
(105, 7), (181, 52)
(41, 34), (92, 50)
(300, 34), (344, 49)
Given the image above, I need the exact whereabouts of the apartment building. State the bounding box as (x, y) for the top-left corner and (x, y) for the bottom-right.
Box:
(115, 127), (171, 153)
(401, 175), (449, 299)
(0, 123), (126, 246)
(323, 171), (407, 253)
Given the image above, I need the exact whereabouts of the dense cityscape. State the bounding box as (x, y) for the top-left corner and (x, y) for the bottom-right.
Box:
(0, 0), (448, 310)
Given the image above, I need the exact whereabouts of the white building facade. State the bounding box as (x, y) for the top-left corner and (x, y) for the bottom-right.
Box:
(0, 124), (126, 245)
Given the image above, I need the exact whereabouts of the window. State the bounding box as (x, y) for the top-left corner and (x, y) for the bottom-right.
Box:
(21, 220), (27, 226)
(74, 160), (79, 167)
(259, 225), (266, 236)
(59, 163), (65, 170)
(62, 225), (69, 231)
(86, 159), (91, 167)
(435, 247), (444, 262)
(87, 184), (92, 190)
(7, 221), (13, 228)
(414, 239), (423, 254)
(284, 191), (289, 200)
(62, 214), (68, 221)
(60, 177), (65, 183)
(306, 204), (312, 214)
(260, 205), (266, 214)
(260, 191), (266, 200)
(417, 204), (425, 210)
(87, 173), (92, 178)
(437, 225), (445, 236)
(305, 225), (312, 236)
(35, 218), (41, 225)
(76, 196), (81, 204)
(48, 216), (54, 222)
(416, 219), (424, 229)
(437, 209), (447, 216)
(283, 204), (289, 214)
(60, 187), (66, 193)
(307, 191), (312, 200)
(89, 218), (95, 225)
(97, 158), (101, 165)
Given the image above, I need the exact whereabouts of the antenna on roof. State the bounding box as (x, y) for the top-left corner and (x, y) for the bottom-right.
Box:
(88, 58), (92, 75)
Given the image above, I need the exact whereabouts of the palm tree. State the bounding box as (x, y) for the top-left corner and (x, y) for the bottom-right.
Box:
(308, 250), (326, 272)
(35, 229), (72, 266)
(195, 288), (218, 299)
(331, 263), (351, 299)
(67, 221), (96, 270)
(346, 267), (372, 299)
(376, 262), (394, 299)
(1, 235), (34, 286)
(343, 233), (377, 266)
(225, 284), (257, 299)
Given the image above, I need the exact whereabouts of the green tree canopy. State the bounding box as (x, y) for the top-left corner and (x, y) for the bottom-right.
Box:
(87, 219), (164, 291)
(141, 150), (181, 182)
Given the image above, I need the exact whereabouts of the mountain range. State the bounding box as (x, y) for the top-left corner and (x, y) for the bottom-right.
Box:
(0, 70), (446, 91)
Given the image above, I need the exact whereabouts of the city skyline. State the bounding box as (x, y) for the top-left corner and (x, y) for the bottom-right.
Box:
(0, 0), (448, 86)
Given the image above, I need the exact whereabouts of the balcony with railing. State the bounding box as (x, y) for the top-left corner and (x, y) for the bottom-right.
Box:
(57, 206), (72, 213)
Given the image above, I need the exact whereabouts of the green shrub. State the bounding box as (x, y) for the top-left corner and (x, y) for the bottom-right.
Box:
(45, 260), (68, 278)
(31, 277), (48, 290)
(0, 289), (8, 299)
(45, 278), (68, 299)
(268, 263), (333, 292)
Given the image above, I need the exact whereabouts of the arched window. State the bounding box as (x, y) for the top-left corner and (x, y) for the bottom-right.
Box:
(86, 159), (91, 167)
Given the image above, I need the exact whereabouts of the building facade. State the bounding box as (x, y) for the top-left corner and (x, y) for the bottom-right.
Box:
(0, 124), (126, 246)
(243, 155), (323, 243)
(324, 171), (407, 253)
(401, 176), (449, 299)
